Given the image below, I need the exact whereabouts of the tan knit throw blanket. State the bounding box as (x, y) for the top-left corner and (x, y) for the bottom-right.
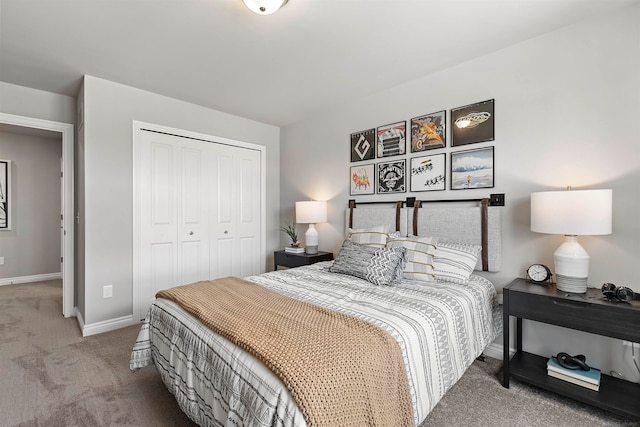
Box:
(156, 277), (413, 427)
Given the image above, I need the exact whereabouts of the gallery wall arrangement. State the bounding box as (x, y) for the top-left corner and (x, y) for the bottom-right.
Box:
(349, 99), (495, 196)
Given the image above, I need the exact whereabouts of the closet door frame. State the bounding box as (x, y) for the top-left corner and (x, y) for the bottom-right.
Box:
(132, 121), (266, 322)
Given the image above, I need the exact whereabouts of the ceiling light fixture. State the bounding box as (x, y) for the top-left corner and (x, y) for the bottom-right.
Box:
(242, 0), (288, 15)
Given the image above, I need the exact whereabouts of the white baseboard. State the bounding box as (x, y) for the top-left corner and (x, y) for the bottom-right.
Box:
(482, 342), (516, 361)
(0, 272), (62, 286)
(80, 313), (136, 337)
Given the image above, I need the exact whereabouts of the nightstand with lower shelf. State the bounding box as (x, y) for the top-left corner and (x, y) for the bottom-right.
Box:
(502, 278), (640, 421)
(274, 250), (333, 270)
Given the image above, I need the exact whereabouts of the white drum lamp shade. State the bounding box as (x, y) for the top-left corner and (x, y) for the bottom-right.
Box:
(295, 201), (327, 255)
(531, 189), (612, 293)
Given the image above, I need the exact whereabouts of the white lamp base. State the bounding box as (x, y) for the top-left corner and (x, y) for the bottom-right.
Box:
(305, 224), (319, 254)
(554, 235), (589, 293)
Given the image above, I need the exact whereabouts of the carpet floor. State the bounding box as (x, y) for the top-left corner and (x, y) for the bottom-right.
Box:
(0, 280), (636, 426)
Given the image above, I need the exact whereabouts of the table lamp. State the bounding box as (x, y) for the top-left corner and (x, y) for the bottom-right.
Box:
(295, 201), (327, 255)
(530, 188), (612, 293)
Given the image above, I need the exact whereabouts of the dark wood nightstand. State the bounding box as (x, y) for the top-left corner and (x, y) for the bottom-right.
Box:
(502, 278), (640, 421)
(274, 250), (333, 270)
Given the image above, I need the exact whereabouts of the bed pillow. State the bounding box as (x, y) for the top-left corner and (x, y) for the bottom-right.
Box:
(386, 236), (438, 282)
(432, 241), (481, 284)
(329, 240), (407, 286)
(347, 225), (392, 247)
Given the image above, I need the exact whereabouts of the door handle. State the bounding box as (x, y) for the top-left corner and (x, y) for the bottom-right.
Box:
(189, 231), (194, 236)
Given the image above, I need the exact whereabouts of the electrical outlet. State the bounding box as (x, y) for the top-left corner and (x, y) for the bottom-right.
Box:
(0, 257), (4, 265)
(103, 285), (113, 298)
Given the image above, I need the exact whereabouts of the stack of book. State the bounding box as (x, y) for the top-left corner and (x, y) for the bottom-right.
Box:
(547, 357), (601, 391)
(284, 246), (305, 254)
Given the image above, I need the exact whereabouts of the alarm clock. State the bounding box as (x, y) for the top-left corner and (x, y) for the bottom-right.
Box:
(526, 264), (552, 284)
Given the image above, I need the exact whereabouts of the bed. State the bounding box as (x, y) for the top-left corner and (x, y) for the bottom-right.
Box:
(131, 199), (503, 427)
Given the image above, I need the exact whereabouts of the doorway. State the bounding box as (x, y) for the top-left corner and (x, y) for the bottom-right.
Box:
(0, 113), (74, 317)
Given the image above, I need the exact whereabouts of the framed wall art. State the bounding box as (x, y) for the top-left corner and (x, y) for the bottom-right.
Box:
(410, 110), (446, 152)
(0, 159), (11, 230)
(350, 163), (375, 195)
(451, 99), (494, 147)
(410, 154), (446, 192)
(450, 146), (494, 190)
(350, 128), (375, 162)
(377, 160), (406, 194)
(376, 121), (406, 158)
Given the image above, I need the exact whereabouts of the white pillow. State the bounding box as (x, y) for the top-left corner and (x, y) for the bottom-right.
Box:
(432, 241), (481, 284)
(348, 224), (392, 247)
(387, 236), (438, 282)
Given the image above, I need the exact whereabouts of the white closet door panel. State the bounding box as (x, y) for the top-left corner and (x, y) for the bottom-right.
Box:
(151, 143), (173, 226)
(151, 243), (174, 291)
(177, 142), (209, 285)
(238, 236), (257, 277)
(139, 133), (179, 318)
(210, 145), (237, 277)
(237, 150), (261, 276)
(214, 238), (235, 278)
(215, 148), (236, 227)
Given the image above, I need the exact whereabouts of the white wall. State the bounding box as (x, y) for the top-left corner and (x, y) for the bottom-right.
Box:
(80, 75), (280, 326)
(280, 5), (640, 380)
(0, 130), (62, 279)
(0, 82), (76, 124)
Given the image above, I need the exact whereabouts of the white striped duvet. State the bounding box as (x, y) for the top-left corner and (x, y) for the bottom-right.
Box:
(131, 261), (500, 427)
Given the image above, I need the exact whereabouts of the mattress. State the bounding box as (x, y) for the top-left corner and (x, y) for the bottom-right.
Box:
(131, 261), (500, 426)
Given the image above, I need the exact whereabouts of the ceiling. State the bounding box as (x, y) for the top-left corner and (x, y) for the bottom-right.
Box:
(1, 0), (637, 127)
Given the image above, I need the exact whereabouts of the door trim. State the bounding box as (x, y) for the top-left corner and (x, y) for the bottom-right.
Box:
(132, 121), (266, 322)
(0, 113), (75, 317)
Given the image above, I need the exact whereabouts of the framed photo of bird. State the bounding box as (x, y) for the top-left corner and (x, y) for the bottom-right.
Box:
(410, 110), (446, 152)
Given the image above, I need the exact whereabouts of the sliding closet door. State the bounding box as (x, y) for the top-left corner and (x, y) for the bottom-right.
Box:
(209, 144), (261, 278)
(137, 131), (210, 317)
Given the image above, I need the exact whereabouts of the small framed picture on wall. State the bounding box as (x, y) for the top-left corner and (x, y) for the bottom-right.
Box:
(0, 159), (11, 230)
(376, 121), (406, 158)
(410, 154), (446, 192)
(377, 160), (406, 194)
(410, 110), (446, 152)
(350, 163), (375, 195)
(451, 99), (494, 147)
(350, 128), (375, 162)
(450, 146), (494, 190)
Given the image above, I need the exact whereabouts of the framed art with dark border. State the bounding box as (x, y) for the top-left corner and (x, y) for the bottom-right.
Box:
(376, 121), (406, 158)
(451, 99), (494, 147)
(350, 163), (375, 195)
(350, 128), (375, 162)
(410, 154), (446, 192)
(377, 160), (406, 194)
(411, 110), (446, 152)
(0, 159), (11, 230)
(450, 146), (494, 190)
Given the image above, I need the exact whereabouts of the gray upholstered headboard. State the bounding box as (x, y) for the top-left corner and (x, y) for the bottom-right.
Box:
(345, 199), (502, 272)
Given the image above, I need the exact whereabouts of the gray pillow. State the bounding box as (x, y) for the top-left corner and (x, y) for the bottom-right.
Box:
(330, 240), (407, 286)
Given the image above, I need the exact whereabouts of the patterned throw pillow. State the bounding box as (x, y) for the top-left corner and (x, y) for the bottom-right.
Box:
(348, 225), (391, 247)
(432, 241), (481, 284)
(330, 240), (407, 286)
(387, 236), (438, 282)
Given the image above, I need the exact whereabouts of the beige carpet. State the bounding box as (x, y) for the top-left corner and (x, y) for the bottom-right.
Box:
(0, 280), (636, 426)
